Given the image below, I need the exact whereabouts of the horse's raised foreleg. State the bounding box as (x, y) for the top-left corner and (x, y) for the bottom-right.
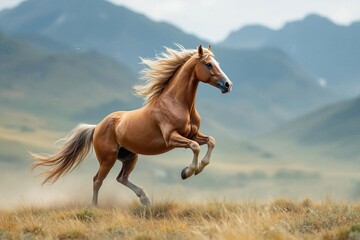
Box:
(168, 131), (200, 180)
(193, 132), (216, 175)
(117, 153), (150, 206)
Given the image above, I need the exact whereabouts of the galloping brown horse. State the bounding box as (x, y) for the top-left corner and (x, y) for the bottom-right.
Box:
(31, 45), (232, 205)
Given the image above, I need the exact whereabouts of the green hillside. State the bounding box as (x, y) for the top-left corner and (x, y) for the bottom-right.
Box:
(258, 96), (360, 160)
(0, 32), (139, 128)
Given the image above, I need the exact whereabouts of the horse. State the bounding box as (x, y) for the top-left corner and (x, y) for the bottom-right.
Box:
(31, 45), (233, 206)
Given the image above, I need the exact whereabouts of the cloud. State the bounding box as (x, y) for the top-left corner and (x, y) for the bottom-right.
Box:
(0, 0), (23, 10)
(317, 78), (327, 88)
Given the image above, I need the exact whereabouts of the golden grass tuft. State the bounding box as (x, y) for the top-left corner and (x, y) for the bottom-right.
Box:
(74, 208), (98, 222)
(131, 200), (179, 219)
(271, 198), (302, 213)
(1, 198), (360, 239)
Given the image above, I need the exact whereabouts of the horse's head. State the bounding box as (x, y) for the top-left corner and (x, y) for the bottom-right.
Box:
(195, 45), (233, 93)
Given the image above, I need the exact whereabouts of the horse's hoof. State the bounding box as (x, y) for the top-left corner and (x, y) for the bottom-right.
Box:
(194, 168), (203, 175)
(195, 162), (208, 175)
(181, 167), (189, 180)
(140, 195), (151, 206)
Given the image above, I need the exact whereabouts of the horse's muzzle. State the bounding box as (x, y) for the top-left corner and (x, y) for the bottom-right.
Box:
(217, 80), (233, 93)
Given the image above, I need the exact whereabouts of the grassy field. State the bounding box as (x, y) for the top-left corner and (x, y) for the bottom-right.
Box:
(1, 198), (360, 240)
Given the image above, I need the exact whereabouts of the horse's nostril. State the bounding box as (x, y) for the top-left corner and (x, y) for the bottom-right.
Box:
(224, 81), (230, 89)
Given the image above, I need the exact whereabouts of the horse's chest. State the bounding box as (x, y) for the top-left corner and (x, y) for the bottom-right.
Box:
(178, 117), (199, 138)
(157, 103), (200, 138)
(188, 122), (199, 138)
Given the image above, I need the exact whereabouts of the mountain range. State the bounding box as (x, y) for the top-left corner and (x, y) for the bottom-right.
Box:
(221, 14), (360, 98)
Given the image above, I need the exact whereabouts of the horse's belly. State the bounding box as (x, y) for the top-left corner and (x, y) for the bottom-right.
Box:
(122, 134), (173, 155)
(115, 113), (172, 155)
(131, 144), (173, 155)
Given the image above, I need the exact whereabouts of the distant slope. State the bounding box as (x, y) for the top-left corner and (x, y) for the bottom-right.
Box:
(221, 14), (360, 97)
(0, 32), (139, 128)
(259, 96), (360, 160)
(0, 0), (204, 70)
(205, 47), (333, 136)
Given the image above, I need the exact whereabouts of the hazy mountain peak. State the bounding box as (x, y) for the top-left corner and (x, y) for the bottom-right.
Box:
(221, 24), (273, 49)
(282, 13), (337, 30)
(303, 13), (334, 23)
(235, 24), (273, 32)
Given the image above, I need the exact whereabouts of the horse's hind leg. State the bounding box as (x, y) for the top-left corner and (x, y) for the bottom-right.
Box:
(116, 149), (150, 206)
(92, 142), (118, 206)
(92, 154), (117, 205)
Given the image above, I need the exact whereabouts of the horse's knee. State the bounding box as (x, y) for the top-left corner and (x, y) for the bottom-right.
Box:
(116, 172), (129, 184)
(190, 141), (200, 154)
(208, 136), (216, 148)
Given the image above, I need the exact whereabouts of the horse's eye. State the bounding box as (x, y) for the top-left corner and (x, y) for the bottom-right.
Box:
(205, 62), (212, 68)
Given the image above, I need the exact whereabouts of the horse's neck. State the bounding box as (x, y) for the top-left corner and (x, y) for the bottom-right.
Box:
(163, 59), (199, 112)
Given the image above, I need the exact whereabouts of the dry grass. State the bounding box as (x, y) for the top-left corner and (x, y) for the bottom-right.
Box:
(1, 198), (360, 240)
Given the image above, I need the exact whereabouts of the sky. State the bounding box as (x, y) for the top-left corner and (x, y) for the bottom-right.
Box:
(0, 0), (359, 42)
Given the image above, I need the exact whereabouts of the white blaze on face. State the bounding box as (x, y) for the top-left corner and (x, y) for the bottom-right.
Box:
(210, 57), (231, 83)
(210, 56), (233, 92)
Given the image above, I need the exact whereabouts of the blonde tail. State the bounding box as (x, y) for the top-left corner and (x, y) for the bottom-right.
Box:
(30, 124), (96, 184)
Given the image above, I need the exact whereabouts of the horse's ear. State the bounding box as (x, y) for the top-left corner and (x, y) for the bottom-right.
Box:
(198, 45), (203, 57)
(208, 45), (212, 52)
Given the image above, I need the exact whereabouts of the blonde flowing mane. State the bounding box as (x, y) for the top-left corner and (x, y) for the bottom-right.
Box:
(133, 45), (213, 104)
